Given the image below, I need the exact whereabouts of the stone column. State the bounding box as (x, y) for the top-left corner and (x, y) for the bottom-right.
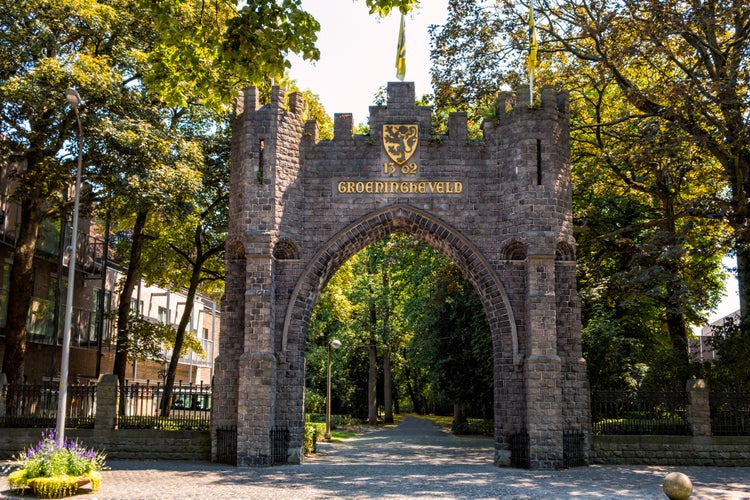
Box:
(524, 231), (563, 469)
(95, 374), (118, 430)
(236, 255), (278, 466)
(686, 378), (711, 436)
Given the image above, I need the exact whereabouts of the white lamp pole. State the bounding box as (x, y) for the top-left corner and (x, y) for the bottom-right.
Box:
(324, 339), (342, 441)
(56, 87), (83, 446)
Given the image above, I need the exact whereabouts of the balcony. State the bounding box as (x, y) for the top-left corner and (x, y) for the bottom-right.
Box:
(0, 199), (110, 275)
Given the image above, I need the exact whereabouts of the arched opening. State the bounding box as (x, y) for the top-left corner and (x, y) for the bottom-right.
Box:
(305, 233), (494, 429)
(281, 205), (522, 463)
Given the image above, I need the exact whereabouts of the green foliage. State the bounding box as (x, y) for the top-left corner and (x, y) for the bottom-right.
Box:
(581, 310), (646, 391)
(306, 413), (354, 427)
(451, 418), (493, 436)
(429, 0), (738, 388)
(362, 0), (420, 17)
(706, 317), (750, 391)
(303, 422), (324, 454)
(7, 430), (105, 498)
(592, 417), (689, 436)
(126, 313), (205, 362)
(412, 264), (493, 413)
(306, 234), (493, 422)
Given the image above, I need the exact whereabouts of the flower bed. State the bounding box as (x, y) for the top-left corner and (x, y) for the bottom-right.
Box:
(6, 429), (105, 498)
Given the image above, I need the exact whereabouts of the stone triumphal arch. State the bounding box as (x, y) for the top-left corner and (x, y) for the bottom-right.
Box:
(212, 82), (590, 469)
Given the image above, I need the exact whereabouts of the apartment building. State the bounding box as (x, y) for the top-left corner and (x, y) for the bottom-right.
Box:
(0, 155), (219, 386)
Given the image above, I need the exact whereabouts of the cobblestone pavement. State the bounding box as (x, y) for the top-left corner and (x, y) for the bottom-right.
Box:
(2, 417), (750, 499)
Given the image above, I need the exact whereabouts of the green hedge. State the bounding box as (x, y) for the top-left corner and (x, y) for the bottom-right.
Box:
(304, 422), (325, 455)
(305, 414), (354, 427)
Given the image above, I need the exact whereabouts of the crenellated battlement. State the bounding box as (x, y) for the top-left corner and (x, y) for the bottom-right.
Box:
(235, 82), (568, 147)
(221, 80), (586, 470)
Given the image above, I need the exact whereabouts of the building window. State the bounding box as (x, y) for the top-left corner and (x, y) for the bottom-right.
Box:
(158, 306), (168, 324)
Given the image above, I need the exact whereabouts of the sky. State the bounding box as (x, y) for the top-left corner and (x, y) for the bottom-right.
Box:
(286, 0), (740, 326)
(288, 0), (449, 125)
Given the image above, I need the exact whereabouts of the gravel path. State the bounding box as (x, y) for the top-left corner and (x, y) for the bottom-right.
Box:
(2, 416), (749, 499)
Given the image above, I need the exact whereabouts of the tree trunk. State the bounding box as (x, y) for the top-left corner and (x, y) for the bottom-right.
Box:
(453, 402), (466, 428)
(383, 344), (393, 423)
(368, 343), (378, 425)
(2, 197), (44, 385)
(403, 365), (423, 414)
(738, 238), (750, 334)
(113, 210), (149, 387)
(660, 194), (690, 384)
(368, 300), (378, 425)
(160, 255), (202, 417)
(382, 271), (393, 424)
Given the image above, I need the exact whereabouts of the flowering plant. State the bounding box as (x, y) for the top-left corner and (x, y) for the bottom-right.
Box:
(7, 429), (106, 498)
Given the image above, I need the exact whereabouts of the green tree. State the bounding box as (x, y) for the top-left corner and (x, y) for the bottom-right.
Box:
(707, 317), (750, 390)
(1, 0), (416, 386)
(93, 95), (204, 387)
(429, 0), (734, 387)
(137, 108), (229, 415)
(533, 0), (750, 332)
(0, 0), (141, 384)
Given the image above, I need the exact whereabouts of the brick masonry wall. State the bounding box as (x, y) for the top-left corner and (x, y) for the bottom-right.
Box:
(216, 81), (588, 469)
(0, 428), (210, 461)
(591, 435), (750, 466)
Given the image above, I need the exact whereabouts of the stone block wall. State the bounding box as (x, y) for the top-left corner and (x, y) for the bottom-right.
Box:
(216, 81), (589, 469)
(0, 428), (210, 461)
(591, 436), (750, 466)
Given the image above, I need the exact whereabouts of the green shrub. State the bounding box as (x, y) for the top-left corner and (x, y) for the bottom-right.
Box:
(305, 414), (354, 427)
(592, 417), (690, 435)
(303, 423), (322, 455)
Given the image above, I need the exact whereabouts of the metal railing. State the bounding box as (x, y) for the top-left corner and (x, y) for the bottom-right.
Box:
(590, 390), (691, 435)
(216, 426), (238, 465)
(563, 430), (586, 467)
(710, 391), (750, 436)
(0, 198), (111, 273)
(117, 380), (211, 431)
(0, 382), (96, 428)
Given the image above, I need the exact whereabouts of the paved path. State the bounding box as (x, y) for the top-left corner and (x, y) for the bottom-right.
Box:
(2, 417), (750, 499)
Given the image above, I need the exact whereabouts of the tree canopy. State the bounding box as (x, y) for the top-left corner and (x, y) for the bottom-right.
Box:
(0, 0), (419, 385)
(429, 0), (746, 388)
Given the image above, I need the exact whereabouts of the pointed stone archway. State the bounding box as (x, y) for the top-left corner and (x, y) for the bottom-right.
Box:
(212, 82), (590, 469)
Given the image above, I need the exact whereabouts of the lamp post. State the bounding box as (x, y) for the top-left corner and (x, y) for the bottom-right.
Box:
(56, 87), (83, 447)
(324, 339), (342, 441)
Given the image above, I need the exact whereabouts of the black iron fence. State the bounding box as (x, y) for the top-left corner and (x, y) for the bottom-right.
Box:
(116, 380), (211, 431)
(216, 426), (238, 465)
(710, 391), (750, 436)
(509, 432), (529, 468)
(0, 382), (96, 428)
(590, 390), (691, 435)
(563, 430), (586, 467)
(270, 426), (289, 465)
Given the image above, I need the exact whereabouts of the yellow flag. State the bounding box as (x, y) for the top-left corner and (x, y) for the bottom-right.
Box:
(528, 4), (538, 79)
(396, 13), (406, 81)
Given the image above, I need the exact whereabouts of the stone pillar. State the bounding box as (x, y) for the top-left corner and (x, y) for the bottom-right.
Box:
(95, 374), (118, 431)
(525, 232), (563, 469)
(686, 378), (711, 436)
(236, 255), (278, 466)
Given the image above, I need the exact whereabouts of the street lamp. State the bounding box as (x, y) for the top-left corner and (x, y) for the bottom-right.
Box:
(324, 339), (342, 441)
(56, 87), (83, 447)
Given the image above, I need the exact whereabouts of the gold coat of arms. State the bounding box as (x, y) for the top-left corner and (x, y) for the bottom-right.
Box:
(383, 124), (418, 165)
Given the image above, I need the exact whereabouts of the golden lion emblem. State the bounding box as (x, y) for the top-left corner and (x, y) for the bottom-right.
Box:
(383, 124), (418, 165)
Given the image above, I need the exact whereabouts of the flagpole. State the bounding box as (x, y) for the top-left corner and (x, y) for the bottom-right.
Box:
(530, 64), (534, 104)
(528, 2), (538, 105)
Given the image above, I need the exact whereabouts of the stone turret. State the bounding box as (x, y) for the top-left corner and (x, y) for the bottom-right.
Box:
(214, 81), (589, 469)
